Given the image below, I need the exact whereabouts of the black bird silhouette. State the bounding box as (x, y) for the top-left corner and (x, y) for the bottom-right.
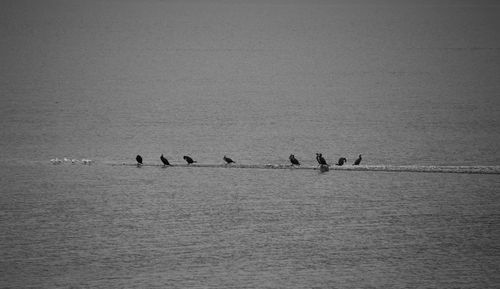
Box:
(183, 155), (196, 164)
(353, 154), (362, 165)
(136, 155), (143, 166)
(289, 154), (300, 166)
(160, 154), (170, 166)
(336, 157), (347, 166)
(316, 153), (328, 166)
(223, 155), (235, 164)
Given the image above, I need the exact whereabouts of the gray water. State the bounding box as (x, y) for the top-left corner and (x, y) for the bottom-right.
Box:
(1, 0), (500, 288)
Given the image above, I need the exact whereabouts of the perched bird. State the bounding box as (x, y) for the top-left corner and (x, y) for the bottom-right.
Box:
(316, 153), (328, 166)
(336, 157), (347, 166)
(223, 155), (235, 164)
(289, 154), (300, 166)
(353, 154), (362, 165)
(183, 155), (196, 164)
(160, 154), (170, 166)
(136, 155), (143, 166)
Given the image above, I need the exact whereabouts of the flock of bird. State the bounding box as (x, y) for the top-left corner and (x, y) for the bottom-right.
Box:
(50, 158), (93, 165)
(135, 153), (362, 168)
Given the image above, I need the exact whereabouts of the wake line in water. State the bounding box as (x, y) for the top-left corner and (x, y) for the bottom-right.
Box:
(108, 163), (500, 174)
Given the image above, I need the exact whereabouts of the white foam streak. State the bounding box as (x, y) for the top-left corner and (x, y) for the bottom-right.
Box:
(50, 158), (93, 165)
(110, 163), (500, 174)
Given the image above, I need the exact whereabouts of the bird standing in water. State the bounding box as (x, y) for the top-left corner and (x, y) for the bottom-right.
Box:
(223, 155), (235, 164)
(336, 157), (347, 166)
(183, 155), (196, 164)
(289, 154), (300, 166)
(316, 153), (328, 166)
(353, 154), (362, 165)
(160, 154), (170, 166)
(316, 153), (329, 172)
(136, 155), (143, 167)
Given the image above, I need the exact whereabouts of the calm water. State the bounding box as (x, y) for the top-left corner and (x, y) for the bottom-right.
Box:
(1, 0), (500, 288)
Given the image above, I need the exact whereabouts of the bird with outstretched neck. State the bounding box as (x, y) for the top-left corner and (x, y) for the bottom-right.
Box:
(160, 154), (170, 166)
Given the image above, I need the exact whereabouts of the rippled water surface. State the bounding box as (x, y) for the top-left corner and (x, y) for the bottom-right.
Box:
(1, 0), (500, 288)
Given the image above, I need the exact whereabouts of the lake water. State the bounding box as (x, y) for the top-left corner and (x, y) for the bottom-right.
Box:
(1, 0), (499, 288)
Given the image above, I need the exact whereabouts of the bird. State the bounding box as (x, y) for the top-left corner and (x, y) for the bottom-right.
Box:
(353, 154), (362, 165)
(223, 155), (235, 164)
(136, 155), (143, 166)
(316, 153), (328, 166)
(183, 155), (196, 164)
(336, 157), (347, 166)
(289, 154), (300, 166)
(160, 154), (170, 166)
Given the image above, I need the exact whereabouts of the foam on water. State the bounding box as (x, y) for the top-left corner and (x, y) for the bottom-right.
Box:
(50, 158), (93, 165)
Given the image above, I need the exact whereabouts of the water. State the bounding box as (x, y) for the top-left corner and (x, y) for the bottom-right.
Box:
(2, 164), (499, 288)
(1, 0), (500, 288)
